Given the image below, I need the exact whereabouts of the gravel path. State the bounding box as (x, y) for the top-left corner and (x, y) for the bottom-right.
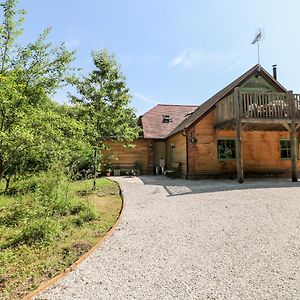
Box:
(35, 176), (300, 300)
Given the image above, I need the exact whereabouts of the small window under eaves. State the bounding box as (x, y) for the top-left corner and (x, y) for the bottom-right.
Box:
(162, 115), (172, 123)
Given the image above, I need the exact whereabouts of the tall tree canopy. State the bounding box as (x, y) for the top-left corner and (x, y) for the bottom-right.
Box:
(70, 49), (140, 189)
(0, 0), (81, 187)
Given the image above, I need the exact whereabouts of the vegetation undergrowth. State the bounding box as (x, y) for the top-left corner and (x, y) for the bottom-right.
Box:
(0, 176), (122, 300)
(0, 1), (135, 299)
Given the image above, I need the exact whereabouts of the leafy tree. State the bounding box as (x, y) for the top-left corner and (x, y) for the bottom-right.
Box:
(0, 0), (76, 187)
(70, 49), (140, 189)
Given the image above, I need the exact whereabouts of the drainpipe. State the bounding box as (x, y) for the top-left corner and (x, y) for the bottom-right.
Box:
(182, 129), (189, 180)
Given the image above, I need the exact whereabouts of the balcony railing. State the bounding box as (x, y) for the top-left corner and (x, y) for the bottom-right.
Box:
(215, 90), (300, 126)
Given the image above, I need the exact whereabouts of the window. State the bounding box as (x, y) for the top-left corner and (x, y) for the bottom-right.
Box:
(280, 139), (299, 159)
(280, 140), (291, 159)
(162, 115), (172, 123)
(217, 139), (236, 160)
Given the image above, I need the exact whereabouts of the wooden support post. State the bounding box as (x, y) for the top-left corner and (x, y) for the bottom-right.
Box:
(289, 91), (298, 182)
(234, 87), (244, 183)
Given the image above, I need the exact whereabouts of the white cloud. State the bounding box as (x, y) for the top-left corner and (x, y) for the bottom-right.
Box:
(132, 92), (158, 104)
(169, 49), (211, 69)
(169, 50), (199, 68)
(169, 48), (233, 69)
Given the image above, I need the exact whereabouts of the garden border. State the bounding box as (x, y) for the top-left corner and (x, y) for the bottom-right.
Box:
(23, 179), (124, 300)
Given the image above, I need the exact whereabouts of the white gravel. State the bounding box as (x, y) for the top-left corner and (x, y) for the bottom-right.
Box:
(35, 176), (300, 300)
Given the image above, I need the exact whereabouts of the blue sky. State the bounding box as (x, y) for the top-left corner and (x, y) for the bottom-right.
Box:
(17, 0), (300, 116)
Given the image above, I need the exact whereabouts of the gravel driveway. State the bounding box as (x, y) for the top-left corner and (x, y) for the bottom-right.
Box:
(35, 176), (300, 300)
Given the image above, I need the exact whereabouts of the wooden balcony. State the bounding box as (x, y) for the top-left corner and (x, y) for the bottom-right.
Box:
(215, 90), (300, 130)
(215, 88), (299, 183)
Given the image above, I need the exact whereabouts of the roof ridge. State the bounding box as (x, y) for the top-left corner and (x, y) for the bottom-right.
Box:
(167, 64), (287, 138)
(141, 103), (197, 118)
(156, 104), (198, 107)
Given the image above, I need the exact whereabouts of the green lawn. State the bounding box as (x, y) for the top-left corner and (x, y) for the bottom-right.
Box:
(0, 178), (122, 300)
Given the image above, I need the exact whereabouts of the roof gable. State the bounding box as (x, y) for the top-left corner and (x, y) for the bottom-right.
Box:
(240, 75), (278, 92)
(168, 64), (287, 137)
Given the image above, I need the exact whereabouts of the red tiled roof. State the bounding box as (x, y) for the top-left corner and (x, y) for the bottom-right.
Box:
(141, 104), (197, 139)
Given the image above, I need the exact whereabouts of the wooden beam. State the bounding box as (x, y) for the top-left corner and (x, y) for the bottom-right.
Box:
(240, 118), (292, 124)
(282, 123), (291, 132)
(234, 87), (244, 183)
(289, 91), (298, 182)
(214, 119), (235, 130)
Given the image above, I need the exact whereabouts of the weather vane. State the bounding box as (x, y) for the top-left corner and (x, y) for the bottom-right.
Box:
(252, 28), (265, 64)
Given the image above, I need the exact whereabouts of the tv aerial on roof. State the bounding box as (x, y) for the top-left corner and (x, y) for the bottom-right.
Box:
(251, 28), (265, 64)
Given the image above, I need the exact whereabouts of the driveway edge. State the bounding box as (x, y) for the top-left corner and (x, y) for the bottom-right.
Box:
(23, 179), (125, 300)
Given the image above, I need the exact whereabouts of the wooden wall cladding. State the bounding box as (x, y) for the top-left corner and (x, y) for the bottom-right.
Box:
(103, 139), (149, 174)
(190, 110), (300, 178)
(166, 133), (187, 176)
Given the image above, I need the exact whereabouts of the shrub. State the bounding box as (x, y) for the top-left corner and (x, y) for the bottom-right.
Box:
(47, 198), (72, 216)
(9, 219), (58, 247)
(8, 176), (40, 195)
(35, 170), (66, 200)
(7, 166), (68, 200)
(69, 201), (87, 215)
(73, 205), (97, 227)
(0, 203), (30, 227)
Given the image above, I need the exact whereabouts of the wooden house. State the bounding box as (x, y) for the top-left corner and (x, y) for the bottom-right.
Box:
(105, 104), (197, 175)
(106, 64), (300, 182)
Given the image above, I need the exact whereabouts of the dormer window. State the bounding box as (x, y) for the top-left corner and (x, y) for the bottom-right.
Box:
(162, 115), (172, 123)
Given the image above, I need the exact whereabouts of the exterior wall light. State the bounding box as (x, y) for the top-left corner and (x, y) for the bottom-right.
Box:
(191, 137), (198, 145)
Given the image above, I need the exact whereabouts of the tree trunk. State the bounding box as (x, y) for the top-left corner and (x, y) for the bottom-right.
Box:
(4, 177), (10, 194)
(0, 161), (4, 185)
(93, 145), (98, 191)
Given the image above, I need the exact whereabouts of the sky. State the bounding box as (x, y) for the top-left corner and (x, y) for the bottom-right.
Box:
(15, 0), (300, 116)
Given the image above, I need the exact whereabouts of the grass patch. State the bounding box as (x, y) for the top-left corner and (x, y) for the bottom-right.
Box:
(0, 178), (122, 300)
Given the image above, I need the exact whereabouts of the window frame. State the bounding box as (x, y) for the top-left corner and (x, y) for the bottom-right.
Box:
(280, 139), (298, 160)
(217, 138), (236, 161)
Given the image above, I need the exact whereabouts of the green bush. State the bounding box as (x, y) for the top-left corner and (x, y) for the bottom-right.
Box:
(47, 198), (72, 216)
(69, 201), (87, 215)
(73, 205), (97, 227)
(0, 203), (30, 227)
(40, 195), (94, 218)
(8, 167), (67, 199)
(9, 219), (58, 247)
(8, 176), (40, 195)
(1, 171), (99, 250)
(80, 207), (97, 223)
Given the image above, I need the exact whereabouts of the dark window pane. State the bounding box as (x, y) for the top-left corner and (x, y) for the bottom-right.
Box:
(217, 139), (236, 159)
(227, 140), (234, 148)
(280, 140), (292, 159)
(218, 140), (225, 147)
(231, 150), (236, 158)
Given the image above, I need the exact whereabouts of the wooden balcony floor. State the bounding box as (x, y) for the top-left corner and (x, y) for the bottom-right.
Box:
(215, 118), (298, 131)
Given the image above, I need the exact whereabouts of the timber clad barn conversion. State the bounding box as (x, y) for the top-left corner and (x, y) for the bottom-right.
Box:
(107, 64), (300, 182)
